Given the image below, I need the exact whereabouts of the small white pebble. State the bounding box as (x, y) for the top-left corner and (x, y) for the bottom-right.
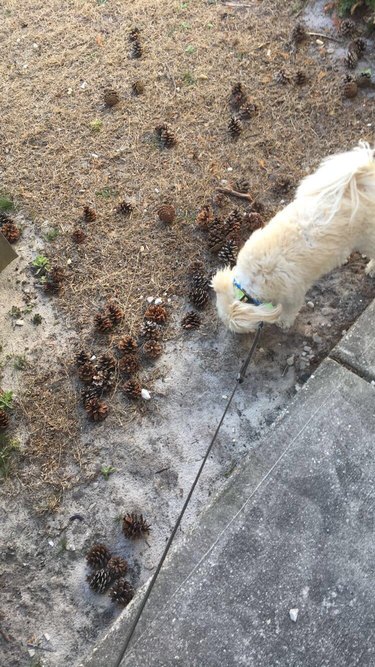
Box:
(141, 389), (151, 400)
(222, 395), (228, 399)
(15, 319), (24, 326)
(44, 632), (50, 641)
(48, 540), (54, 547)
(146, 297), (154, 303)
(289, 608), (299, 622)
(67, 258), (72, 265)
(307, 301), (314, 309)
(316, 38), (324, 45)
(140, 246), (145, 252)
(286, 356), (294, 366)
(154, 188), (160, 193)
(154, 297), (163, 305)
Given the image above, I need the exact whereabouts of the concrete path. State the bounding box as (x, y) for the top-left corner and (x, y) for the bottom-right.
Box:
(83, 300), (375, 667)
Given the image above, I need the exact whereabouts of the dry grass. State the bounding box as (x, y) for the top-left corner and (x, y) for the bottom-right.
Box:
(0, 0), (374, 506)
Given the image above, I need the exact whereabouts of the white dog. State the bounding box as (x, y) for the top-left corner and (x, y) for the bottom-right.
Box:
(212, 141), (375, 333)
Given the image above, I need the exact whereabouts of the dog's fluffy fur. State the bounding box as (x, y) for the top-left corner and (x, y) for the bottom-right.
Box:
(212, 142), (375, 333)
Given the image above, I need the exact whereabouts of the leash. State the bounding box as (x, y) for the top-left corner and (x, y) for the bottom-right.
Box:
(113, 324), (263, 667)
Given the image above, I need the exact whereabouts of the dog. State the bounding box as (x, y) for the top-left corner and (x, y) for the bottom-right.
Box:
(212, 141), (375, 333)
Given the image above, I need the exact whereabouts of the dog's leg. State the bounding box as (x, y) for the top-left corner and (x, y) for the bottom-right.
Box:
(277, 296), (305, 329)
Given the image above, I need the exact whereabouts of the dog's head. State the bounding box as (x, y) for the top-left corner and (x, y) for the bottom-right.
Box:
(211, 267), (282, 334)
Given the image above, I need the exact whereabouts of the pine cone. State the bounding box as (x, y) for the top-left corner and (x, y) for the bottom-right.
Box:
(244, 211), (264, 232)
(345, 49), (358, 70)
(0, 409), (9, 431)
(78, 361), (96, 384)
(86, 543), (111, 570)
(228, 116), (242, 139)
(218, 239), (238, 267)
(107, 556), (128, 578)
(291, 23), (307, 44)
(342, 75), (358, 98)
(230, 82), (247, 111)
(188, 286), (210, 310)
(235, 179), (250, 193)
(225, 209), (242, 235)
(44, 266), (64, 293)
(85, 398), (109, 422)
(94, 312), (114, 333)
(275, 69), (290, 85)
(109, 578), (134, 606)
(129, 27), (140, 42)
(251, 200), (265, 215)
(82, 385), (102, 407)
(131, 39), (143, 59)
(238, 103), (257, 120)
(123, 379), (142, 399)
(87, 568), (112, 593)
(119, 353), (140, 376)
(91, 370), (114, 394)
(72, 228), (86, 243)
(144, 304), (168, 324)
(140, 320), (161, 340)
(190, 271), (210, 290)
(196, 205), (213, 229)
(294, 70), (307, 86)
(83, 206), (96, 223)
(188, 260), (205, 276)
(108, 302), (124, 324)
(350, 37), (366, 58)
(117, 336), (138, 354)
(273, 176), (293, 196)
(155, 124), (177, 148)
(157, 204), (175, 224)
(181, 311), (202, 330)
(132, 80), (144, 96)
(76, 350), (91, 367)
(143, 340), (163, 359)
(104, 88), (120, 107)
(339, 18), (356, 37)
(1, 222), (21, 243)
(116, 200), (133, 216)
(208, 220), (227, 251)
(122, 512), (151, 539)
(97, 353), (117, 373)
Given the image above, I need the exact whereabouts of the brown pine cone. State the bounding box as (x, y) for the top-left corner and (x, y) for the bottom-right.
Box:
(129, 27), (140, 42)
(294, 71), (307, 86)
(81, 385), (102, 407)
(119, 353), (140, 376)
(107, 556), (128, 578)
(229, 82), (247, 111)
(117, 335), (138, 355)
(44, 266), (64, 293)
(188, 286), (210, 310)
(108, 302), (124, 324)
(140, 320), (161, 340)
(1, 222), (21, 243)
(208, 220), (227, 251)
(83, 206), (96, 223)
(345, 49), (358, 70)
(196, 205), (213, 230)
(291, 23), (307, 44)
(109, 578), (134, 606)
(87, 568), (112, 593)
(76, 350), (91, 367)
(72, 228), (86, 243)
(86, 543), (111, 570)
(91, 370), (114, 395)
(132, 80), (144, 96)
(218, 239), (238, 267)
(104, 88), (120, 107)
(116, 200), (133, 216)
(339, 18), (356, 38)
(155, 124), (177, 148)
(225, 209), (242, 235)
(143, 340), (163, 359)
(275, 69), (290, 85)
(181, 311), (202, 330)
(0, 409), (9, 431)
(350, 37), (366, 58)
(122, 512), (151, 539)
(342, 76), (358, 99)
(157, 204), (176, 224)
(144, 304), (168, 324)
(94, 312), (114, 333)
(78, 361), (97, 384)
(228, 116), (242, 139)
(131, 39), (143, 59)
(238, 103), (257, 120)
(97, 353), (117, 373)
(85, 398), (109, 422)
(123, 378), (142, 399)
(244, 211), (264, 232)
(235, 179), (250, 194)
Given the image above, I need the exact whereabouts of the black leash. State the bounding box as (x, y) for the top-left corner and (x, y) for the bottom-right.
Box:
(113, 324), (263, 667)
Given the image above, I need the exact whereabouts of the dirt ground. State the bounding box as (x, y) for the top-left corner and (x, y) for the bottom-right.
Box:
(0, 0), (374, 665)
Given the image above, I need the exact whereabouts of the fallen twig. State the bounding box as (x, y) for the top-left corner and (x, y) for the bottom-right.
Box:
(222, 2), (253, 6)
(307, 31), (342, 43)
(216, 187), (254, 203)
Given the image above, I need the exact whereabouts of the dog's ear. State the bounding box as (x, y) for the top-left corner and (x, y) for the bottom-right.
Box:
(228, 301), (282, 333)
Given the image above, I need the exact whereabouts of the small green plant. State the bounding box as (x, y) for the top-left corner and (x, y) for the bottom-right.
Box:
(13, 355), (27, 371)
(101, 464), (116, 480)
(58, 535), (68, 553)
(32, 313), (43, 325)
(0, 195), (14, 212)
(44, 227), (59, 242)
(95, 187), (117, 199)
(180, 21), (191, 29)
(31, 254), (50, 276)
(0, 391), (13, 410)
(183, 71), (196, 85)
(0, 434), (19, 479)
(90, 119), (103, 132)
(9, 306), (22, 319)
(185, 45), (196, 55)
